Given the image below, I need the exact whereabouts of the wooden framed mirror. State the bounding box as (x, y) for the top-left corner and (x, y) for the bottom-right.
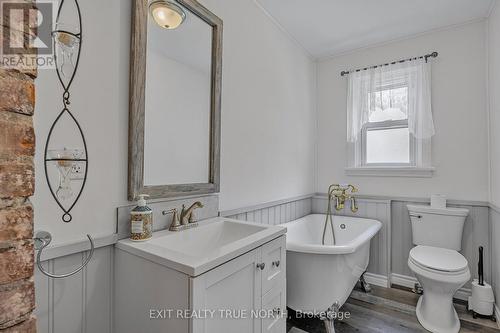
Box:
(128, 0), (222, 200)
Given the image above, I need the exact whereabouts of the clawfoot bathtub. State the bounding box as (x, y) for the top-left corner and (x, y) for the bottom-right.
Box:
(282, 214), (381, 332)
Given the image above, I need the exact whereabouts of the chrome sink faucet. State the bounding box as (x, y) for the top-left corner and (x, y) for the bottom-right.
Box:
(163, 201), (204, 232)
(180, 201), (204, 225)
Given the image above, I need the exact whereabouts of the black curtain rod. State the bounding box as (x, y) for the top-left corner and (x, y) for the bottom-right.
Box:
(340, 51), (438, 77)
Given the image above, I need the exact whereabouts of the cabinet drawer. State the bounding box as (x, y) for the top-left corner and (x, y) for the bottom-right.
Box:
(261, 236), (285, 294)
(262, 287), (285, 333)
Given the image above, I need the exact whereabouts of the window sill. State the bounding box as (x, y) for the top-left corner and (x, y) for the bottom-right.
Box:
(345, 166), (435, 178)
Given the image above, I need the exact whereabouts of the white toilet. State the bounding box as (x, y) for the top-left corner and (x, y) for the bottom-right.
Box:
(407, 204), (470, 333)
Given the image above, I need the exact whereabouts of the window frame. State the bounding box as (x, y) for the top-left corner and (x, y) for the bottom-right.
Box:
(362, 81), (415, 167)
(360, 119), (416, 167)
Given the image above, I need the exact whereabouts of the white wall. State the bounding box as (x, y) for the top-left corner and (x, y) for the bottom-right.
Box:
(488, 0), (500, 313)
(33, 0), (316, 243)
(489, 3), (500, 208)
(201, 0), (316, 211)
(33, 0), (131, 244)
(316, 22), (489, 201)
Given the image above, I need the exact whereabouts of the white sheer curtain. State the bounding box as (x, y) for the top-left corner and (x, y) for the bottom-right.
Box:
(346, 58), (434, 142)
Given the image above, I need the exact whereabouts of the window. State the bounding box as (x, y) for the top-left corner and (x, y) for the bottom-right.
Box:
(361, 85), (413, 166)
(345, 59), (435, 177)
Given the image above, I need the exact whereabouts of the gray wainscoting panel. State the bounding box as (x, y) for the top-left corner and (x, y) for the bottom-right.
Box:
(489, 205), (500, 304)
(116, 194), (219, 239)
(224, 194), (391, 278)
(312, 196), (391, 277)
(35, 245), (114, 333)
(223, 197), (312, 225)
(390, 201), (414, 278)
(391, 201), (491, 289)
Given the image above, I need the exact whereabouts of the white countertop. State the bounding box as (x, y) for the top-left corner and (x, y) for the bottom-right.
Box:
(116, 216), (286, 277)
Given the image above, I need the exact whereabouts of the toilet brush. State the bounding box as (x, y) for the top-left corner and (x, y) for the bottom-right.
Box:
(468, 246), (496, 320)
(478, 246), (484, 286)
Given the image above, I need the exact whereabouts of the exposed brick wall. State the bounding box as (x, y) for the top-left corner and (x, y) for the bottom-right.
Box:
(0, 1), (37, 330)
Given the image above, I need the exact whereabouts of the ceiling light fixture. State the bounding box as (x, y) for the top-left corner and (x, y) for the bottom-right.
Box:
(149, 0), (186, 30)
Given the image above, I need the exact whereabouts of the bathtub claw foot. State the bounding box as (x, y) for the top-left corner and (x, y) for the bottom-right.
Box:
(320, 302), (340, 333)
(360, 273), (372, 293)
(323, 318), (335, 333)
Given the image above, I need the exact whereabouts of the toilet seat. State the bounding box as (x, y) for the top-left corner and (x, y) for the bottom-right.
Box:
(409, 245), (468, 273)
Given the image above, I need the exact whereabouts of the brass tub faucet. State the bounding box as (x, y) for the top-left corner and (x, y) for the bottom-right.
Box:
(328, 184), (358, 213)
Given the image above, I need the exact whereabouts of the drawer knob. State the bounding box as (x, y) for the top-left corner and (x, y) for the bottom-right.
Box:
(256, 263), (265, 270)
(272, 260), (280, 267)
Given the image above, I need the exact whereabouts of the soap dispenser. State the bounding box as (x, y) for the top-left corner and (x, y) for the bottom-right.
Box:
(130, 194), (153, 241)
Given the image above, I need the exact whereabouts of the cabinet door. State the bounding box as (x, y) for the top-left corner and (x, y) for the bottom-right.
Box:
(190, 248), (262, 333)
(261, 236), (286, 294)
(262, 287), (286, 333)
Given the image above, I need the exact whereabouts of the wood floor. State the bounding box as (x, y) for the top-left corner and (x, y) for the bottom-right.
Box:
(286, 284), (499, 333)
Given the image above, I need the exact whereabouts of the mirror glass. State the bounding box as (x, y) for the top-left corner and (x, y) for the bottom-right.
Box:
(143, 4), (212, 186)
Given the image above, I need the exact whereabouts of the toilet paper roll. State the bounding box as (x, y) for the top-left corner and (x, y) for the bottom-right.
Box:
(470, 279), (495, 315)
(431, 194), (446, 208)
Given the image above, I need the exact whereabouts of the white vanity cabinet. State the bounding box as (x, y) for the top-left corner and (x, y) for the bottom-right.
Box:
(191, 236), (286, 333)
(114, 218), (286, 333)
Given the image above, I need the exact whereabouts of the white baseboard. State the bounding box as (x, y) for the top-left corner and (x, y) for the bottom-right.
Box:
(495, 304), (500, 329)
(390, 273), (417, 289)
(390, 273), (471, 301)
(455, 288), (472, 302)
(363, 272), (390, 288)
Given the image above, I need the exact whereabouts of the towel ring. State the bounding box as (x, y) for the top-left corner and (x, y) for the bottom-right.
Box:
(34, 231), (94, 279)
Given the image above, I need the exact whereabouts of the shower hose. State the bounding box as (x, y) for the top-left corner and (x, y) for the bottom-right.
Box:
(322, 186), (337, 245)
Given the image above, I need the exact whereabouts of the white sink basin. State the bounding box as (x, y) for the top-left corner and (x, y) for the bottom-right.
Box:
(148, 220), (268, 257)
(116, 217), (286, 276)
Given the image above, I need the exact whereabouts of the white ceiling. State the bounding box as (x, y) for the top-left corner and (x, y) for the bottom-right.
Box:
(256, 0), (495, 59)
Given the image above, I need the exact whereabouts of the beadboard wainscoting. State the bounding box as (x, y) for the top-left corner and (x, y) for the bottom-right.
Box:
(490, 204), (500, 323)
(35, 244), (115, 333)
(32, 193), (500, 332)
(312, 195), (392, 284)
(222, 194), (392, 286)
(220, 194), (313, 224)
(34, 194), (220, 333)
(311, 194), (492, 300)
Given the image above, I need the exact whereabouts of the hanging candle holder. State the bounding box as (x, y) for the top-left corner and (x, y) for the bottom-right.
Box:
(44, 0), (88, 223)
(53, 22), (80, 79)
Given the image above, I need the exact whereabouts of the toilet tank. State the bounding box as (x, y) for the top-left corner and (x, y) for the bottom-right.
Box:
(407, 204), (469, 251)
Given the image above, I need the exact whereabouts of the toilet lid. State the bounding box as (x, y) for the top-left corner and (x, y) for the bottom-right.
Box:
(409, 246), (468, 272)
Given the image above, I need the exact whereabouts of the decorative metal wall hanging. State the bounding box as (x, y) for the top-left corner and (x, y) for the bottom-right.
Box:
(44, 0), (88, 223)
(37, 0), (94, 279)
